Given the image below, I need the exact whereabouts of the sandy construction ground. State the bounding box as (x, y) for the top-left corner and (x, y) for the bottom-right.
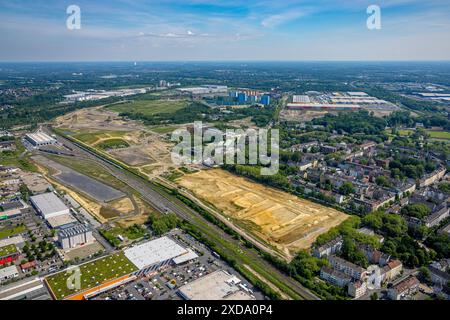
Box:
(54, 106), (179, 177)
(177, 169), (348, 256)
(280, 109), (329, 122)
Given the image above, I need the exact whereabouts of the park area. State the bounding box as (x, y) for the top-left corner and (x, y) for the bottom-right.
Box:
(45, 252), (138, 300)
(176, 169), (349, 259)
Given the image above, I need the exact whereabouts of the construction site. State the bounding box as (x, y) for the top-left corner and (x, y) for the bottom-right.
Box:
(176, 169), (349, 259)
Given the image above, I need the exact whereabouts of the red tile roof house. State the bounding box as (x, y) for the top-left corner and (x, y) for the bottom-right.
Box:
(20, 260), (37, 273)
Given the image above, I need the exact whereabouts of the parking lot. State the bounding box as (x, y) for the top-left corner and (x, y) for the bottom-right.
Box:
(93, 230), (263, 300)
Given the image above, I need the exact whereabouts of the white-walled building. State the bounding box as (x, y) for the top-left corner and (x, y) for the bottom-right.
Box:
(30, 192), (70, 219)
(58, 223), (94, 250)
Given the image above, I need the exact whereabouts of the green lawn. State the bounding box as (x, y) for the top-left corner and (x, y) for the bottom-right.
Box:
(100, 225), (147, 247)
(96, 138), (130, 150)
(0, 244), (18, 257)
(428, 131), (450, 140)
(384, 129), (450, 140)
(108, 99), (188, 116)
(71, 130), (128, 145)
(46, 252), (138, 300)
(398, 129), (414, 136)
(0, 140), (38, 172)
(0, 225), (27, 239)
(148, 125), (181, 134)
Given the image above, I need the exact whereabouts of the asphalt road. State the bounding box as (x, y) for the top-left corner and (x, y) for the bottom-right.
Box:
(48, 128), (320, 300)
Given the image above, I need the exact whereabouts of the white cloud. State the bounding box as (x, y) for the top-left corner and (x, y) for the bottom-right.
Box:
(261, 10), (307, 28)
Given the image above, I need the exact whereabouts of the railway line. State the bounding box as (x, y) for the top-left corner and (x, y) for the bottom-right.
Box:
(46, 127), (320, 300)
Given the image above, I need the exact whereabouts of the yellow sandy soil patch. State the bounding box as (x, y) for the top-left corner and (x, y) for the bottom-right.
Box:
(109, 197), (135, 215)
(177, 169), (348, 255)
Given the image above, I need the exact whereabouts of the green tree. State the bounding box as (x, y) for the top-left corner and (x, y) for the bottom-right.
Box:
(339, 182), (355, 196)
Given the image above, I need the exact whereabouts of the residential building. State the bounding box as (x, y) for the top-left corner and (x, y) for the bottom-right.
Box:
(260, 95), (270, 106)
(320, 266), (351, 287)
(328, 255), (367, 281)
(312, 236), (343, 258)
(388, 276), (420, 300)
(381, 260), (403, 283)
(348, 280), (367, 299)
(428, 266), (450, 287)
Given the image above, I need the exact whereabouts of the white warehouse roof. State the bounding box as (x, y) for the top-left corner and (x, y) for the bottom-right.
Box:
(172, 248), (199, 265)
(25, 132), (56, 145)
(0, 265), (19, 280)
(30, 192), (70, 219)
(124, 236), (188, 270)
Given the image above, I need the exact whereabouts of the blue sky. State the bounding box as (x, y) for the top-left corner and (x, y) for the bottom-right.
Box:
(0, 0), (449, 61)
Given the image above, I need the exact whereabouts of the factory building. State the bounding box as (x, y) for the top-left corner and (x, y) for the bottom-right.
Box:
(0, 265), (19, 283)
(178, 270), (255, 300)
(124, 236), (198, 276)
(25, 131), (57, 147)
(58, 223), (94, 250)
(30, 192), (70, 220)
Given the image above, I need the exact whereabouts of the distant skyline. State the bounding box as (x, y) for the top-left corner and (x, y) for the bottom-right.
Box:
(1, 0), (450, 61)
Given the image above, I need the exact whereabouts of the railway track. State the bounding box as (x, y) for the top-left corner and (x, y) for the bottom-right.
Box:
(48, 128), (320, 300)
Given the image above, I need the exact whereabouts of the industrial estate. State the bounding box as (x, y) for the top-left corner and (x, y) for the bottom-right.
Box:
(1, 66), (450, 303)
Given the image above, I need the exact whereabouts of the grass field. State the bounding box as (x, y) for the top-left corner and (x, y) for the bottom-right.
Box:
(385, 129), (450, 140)
(96, 138), (130, 150)
(0, 140), (38, 172)
(148, 125), (181, 134)
(72, 130), (129, 145)
(0, 225), (27, 239)
(46, 252), (138, 300)
(0, 244), (18, 257)
(100, 225), (146, 247)
(108, 99), (188, 116)
(428, 131), (450, 140)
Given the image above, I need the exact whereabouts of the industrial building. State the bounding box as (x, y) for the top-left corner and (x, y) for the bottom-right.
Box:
(178, 85), (228, 95)
(124, 236), (197, 275)
(0, 235), (24, 248)
(24, 131), (57, 147)
(30, 192), (70, 220)
(46, 213), (78, 229)
(178, 270), (254, 300)
(58, 223), (94, 250)
(260, 94), (271, 106)
(0, 277), (51, 300)
(293, 95), (311, 103)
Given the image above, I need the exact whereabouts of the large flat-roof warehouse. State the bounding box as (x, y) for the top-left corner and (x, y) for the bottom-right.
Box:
(45, 236), (197, 300)
(178, 270), (255, 300)
(124, 236), (197, 274)
(25, 131), (57, 147)
(30, 192), (70, 219)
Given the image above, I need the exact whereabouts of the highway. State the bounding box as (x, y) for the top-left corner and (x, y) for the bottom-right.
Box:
(48, 128), (320, 300)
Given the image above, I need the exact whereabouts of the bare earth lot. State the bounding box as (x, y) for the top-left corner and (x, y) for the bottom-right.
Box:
(177, 169), (348, 257)
(54, 107), (177, 178)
